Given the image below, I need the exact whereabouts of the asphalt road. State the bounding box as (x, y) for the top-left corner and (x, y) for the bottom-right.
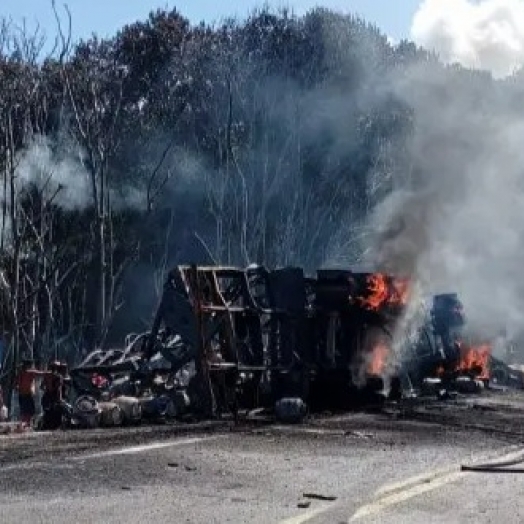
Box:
(2, 398), (524, 524)
(351, 461), (524, 524)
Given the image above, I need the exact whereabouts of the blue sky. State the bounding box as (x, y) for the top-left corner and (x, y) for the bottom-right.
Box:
(2, 1), (421, 44)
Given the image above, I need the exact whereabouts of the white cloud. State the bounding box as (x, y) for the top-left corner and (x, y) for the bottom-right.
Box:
(410, 0), (524, 78)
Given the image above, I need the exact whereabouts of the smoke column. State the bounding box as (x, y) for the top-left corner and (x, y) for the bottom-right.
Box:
(365, 4), (524, 352)
(411, 0), (524, 79)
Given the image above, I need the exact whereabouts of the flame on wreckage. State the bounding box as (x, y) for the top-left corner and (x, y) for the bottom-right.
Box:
(65, 265), (523, 427)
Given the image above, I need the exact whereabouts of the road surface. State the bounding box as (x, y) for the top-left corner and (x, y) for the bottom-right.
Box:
(2, 395), (524, 523)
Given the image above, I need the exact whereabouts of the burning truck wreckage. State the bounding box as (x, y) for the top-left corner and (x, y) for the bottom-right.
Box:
(40, 264), (524, 430)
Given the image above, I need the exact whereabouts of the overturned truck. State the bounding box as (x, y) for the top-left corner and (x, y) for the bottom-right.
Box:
(149, 266), (409, 415)
(72, 265), (412, 420)
(70, 265), (522, 424)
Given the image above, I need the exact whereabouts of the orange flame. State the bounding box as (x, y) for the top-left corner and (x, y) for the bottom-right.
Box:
(456, 343), (491, 380)
(436, 342), (492, 380)
(367, 342), (389, 376)
(358, 274), (411, 311)
(359, 274), (389, 310)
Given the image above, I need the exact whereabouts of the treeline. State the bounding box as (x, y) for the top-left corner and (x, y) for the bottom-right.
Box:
(0, 7), (521, 383)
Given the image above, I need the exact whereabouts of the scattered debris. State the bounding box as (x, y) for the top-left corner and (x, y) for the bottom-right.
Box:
(344, 430), (374, 439)
(303, 493), (338, 501)
(421, 378), (443, 397)
(0, 422), (30, 435)
(454, 377), (484, 394)
(275, 398), (307, 424)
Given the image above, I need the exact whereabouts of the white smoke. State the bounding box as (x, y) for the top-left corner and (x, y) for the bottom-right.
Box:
(411, 0), (524, 79)
(14, 135), (92, 210)
(366, 58), (524, 345)
(13, 135), (152, 213)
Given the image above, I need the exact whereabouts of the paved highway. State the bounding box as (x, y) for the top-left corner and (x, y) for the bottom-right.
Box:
(1, 406), (524, 523)
(350, 465), (524, 524)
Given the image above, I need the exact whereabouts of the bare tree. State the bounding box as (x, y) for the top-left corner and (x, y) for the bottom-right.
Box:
(0, 19), (56, 399)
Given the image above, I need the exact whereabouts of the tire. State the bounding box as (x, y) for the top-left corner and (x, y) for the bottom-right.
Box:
(111, 406), (124, 426)
(165, 398), (177, 419)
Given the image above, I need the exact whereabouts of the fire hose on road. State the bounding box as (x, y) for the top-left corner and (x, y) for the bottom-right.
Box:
(461, 451), (524, 473)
